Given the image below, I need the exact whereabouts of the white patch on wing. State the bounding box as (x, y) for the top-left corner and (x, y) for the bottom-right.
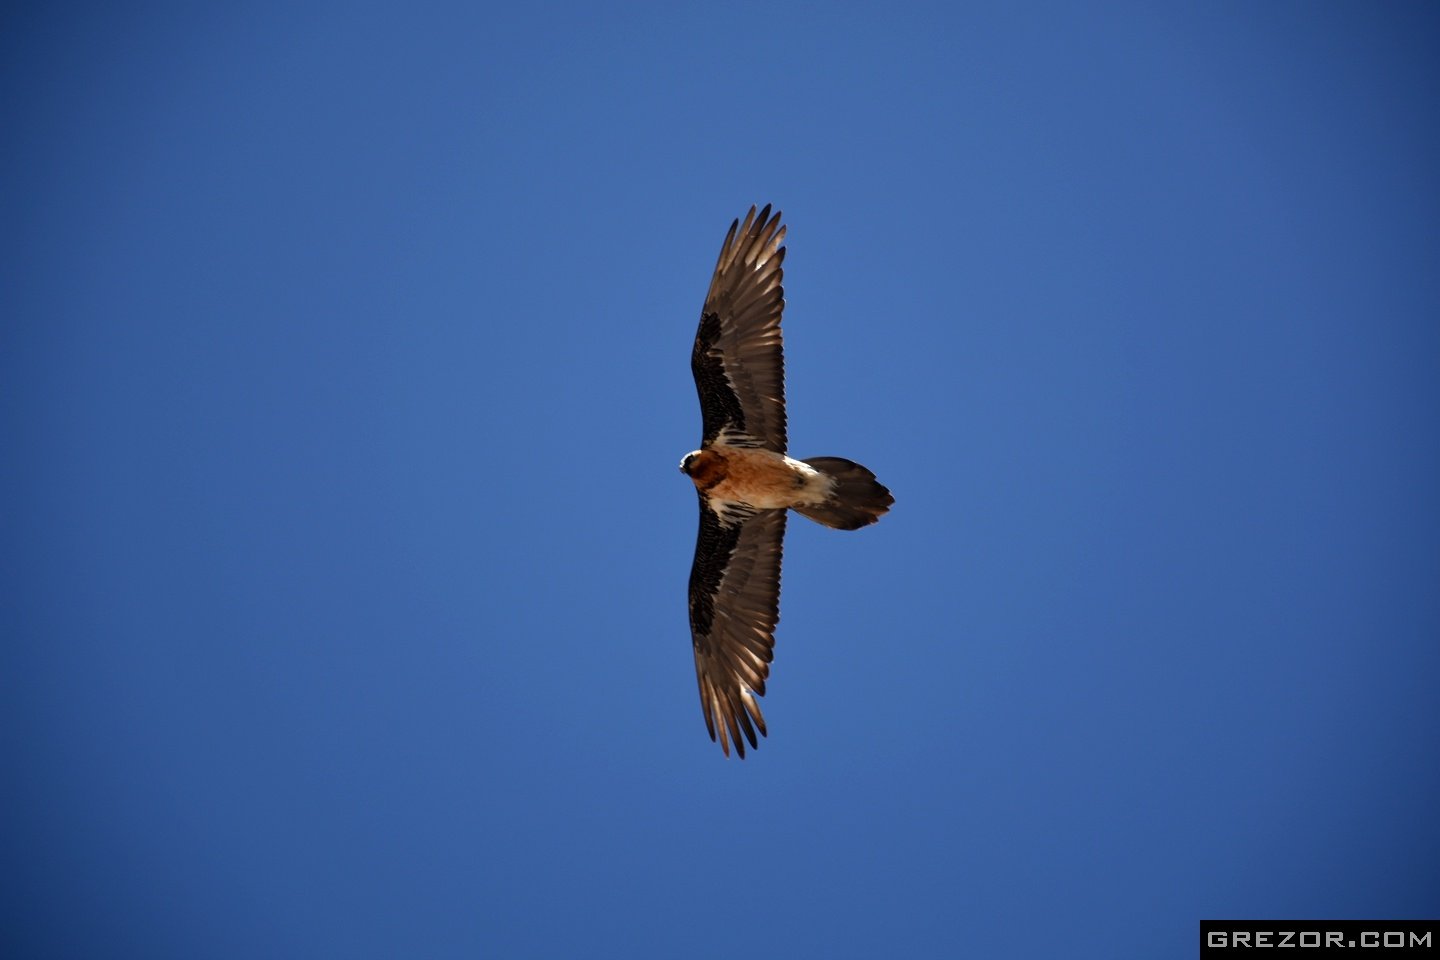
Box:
(713, 426), (763, 449)
(706, 497), (757, 528)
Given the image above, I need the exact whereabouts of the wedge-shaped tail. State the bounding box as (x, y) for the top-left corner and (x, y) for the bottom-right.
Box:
(792, 457), (894, 530)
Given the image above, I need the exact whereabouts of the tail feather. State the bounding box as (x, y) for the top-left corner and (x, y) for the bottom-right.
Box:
(793, 457), (893, 530)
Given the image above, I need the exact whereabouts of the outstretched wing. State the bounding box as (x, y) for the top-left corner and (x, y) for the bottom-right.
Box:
(691, 205), (787, 452)
(688, 496), (786, 757)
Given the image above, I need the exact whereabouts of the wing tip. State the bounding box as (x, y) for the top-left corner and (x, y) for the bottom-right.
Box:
(698, 670), (770, 759)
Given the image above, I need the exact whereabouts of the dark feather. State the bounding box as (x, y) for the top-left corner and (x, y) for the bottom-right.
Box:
(688, 500), (786, 758)
(691, 205), (788, 452)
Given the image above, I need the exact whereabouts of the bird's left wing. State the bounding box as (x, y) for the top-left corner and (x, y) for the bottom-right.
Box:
(688, 495), (786, 757)
(691, 205), (788, 452)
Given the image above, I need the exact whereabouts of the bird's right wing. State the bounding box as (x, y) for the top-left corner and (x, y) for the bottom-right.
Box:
(687, 495), (786, 757)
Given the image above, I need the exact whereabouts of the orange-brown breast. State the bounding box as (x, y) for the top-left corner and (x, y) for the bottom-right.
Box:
(688, 450), (729, 491)
(706, 447), (826, 508)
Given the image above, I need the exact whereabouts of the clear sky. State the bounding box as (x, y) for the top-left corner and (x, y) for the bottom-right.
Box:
(4, 3), (1438, 957)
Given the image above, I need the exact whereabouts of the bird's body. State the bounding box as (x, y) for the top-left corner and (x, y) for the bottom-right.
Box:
(681, 444), (831, 511)
(681, 205), (893, 757)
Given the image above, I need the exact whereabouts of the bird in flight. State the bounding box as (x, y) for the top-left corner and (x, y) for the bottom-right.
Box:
(681, 204), (893, 757)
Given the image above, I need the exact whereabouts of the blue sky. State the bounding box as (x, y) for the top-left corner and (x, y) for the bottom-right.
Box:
(4, 3), (1438, 957)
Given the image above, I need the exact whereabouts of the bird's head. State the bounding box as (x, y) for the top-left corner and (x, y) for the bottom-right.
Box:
(679, 451), (702, 475)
